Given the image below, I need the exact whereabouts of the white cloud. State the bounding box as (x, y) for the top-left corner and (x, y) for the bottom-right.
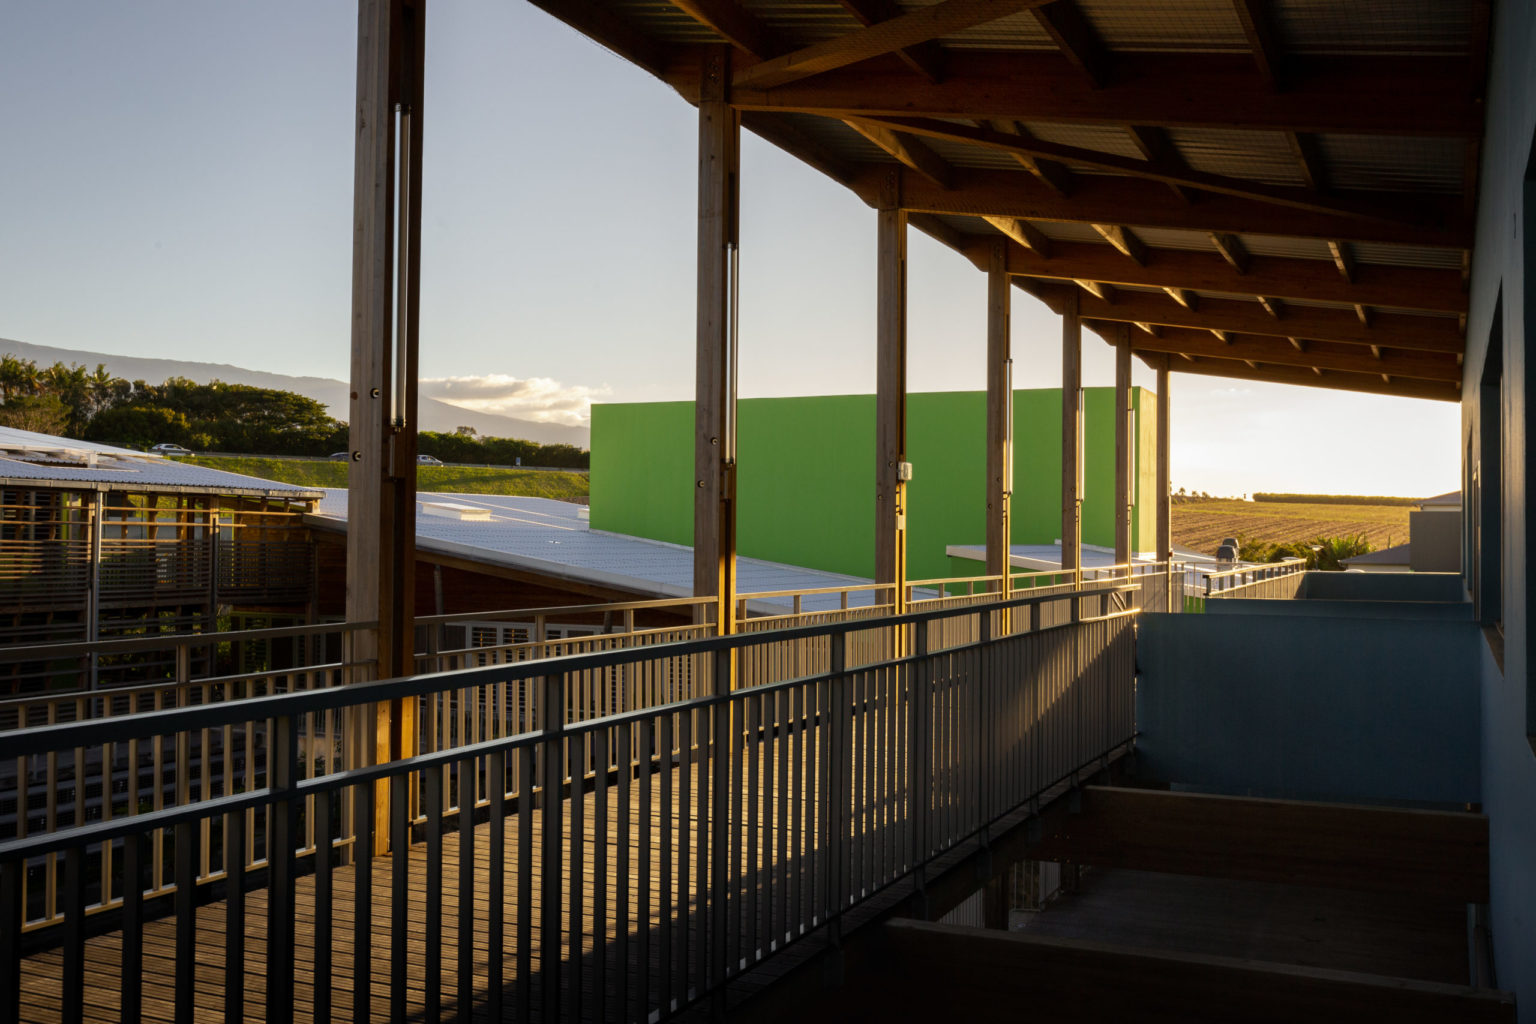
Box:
(418, 374), (610, 426)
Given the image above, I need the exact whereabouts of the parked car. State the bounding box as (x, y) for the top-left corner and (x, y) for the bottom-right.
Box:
(150, 443), (193, 456)
(329, 451), (351, 461)
(417, 454), (443, 466)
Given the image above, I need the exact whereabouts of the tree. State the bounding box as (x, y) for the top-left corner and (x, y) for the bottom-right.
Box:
(83, 405), (194, 449)
(0, 395), (69, 435)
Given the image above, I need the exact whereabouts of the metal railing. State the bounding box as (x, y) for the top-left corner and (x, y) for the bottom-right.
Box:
(1192, 558), (1308, 610)
(0, 585), (1136, 1024)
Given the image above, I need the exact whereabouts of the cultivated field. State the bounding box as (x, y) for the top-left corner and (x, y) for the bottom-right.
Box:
(179, 456), (590, 501)
(1172, 498), (1412, 556)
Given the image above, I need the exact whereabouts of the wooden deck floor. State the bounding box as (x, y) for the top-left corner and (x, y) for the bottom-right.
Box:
(16, 727), (924, 1024)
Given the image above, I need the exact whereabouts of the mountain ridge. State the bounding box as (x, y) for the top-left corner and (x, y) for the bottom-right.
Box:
(0, 338), (590, 446)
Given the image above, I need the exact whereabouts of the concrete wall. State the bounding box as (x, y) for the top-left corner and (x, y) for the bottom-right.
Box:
(1137, 609), (1480, 808)
(590, 388), (1156, 583)
(1466, 0), (1536, 1009)
(1409, 509), (1463, 572)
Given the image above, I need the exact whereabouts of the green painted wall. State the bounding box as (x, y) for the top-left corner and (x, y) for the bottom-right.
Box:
(591, 388), (1157, 582)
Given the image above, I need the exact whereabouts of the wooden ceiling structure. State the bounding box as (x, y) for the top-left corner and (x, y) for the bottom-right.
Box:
(532, 0), (1487, 402)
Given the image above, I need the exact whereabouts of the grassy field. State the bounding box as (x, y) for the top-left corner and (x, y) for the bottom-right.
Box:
(1172, 497), (1411, 555)
(180, 456), (590, 501)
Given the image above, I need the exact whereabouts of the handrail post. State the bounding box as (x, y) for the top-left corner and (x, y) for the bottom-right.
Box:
(540, 669), (565, 1022)
(266, 713), (299, 1024)
(909, 623), (930, 913)
(709, 643), (733, 1010)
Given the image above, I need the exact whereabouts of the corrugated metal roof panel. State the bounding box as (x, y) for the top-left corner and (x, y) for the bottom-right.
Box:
(938, 10), (1058, 49)
(771, 113), (897, 164)
(1351, 242), (1466, 269)
(1234, 234), (1334, 261)
(1032, 221), (1105, 243)
(738, 0), (864, 44)
(610, 1), (722, 43)
(1133, 227), (1224, 253)
(1074, 0), (1251, 52)
(1272, 0), (1474, 56)
(1165, 128), (1308, 187)
(1021, 122), (1145, 160)
(922, 134), (1031, 170)
(1314, 134), (1465, 194)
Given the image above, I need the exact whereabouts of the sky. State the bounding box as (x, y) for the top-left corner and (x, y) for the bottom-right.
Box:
(0, 2), (1461, 498)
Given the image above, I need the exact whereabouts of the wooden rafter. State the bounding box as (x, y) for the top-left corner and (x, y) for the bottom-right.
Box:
(984, 215), (1052, 256)
(1030, 0), (1111, 87)
(1257, 295), (1285, 318)
(991, 120), (1076, 196)
(846, 120), (954, 187)
(836, 0), (945, 81)
(733, 0), (1055, 90)
(1328, 241), (1356, 282)
(705, 52), (1483, 137)
(1126, 125), (1196, 202)
(875, 168), (1471, 247)
(1023, 280), (1463, 353)
(1208, 232), (1251, 274)
(1287, 131), (1329, 190)
(1092, 223), (1147, 265)
(1231, 0), (1284, 88)
(845, 115), (1430, 224)
(1075, 279), (1116, 302)
(1164, 286), (1196, 310)
(669, 0), (787, 57)
(1122, 349), (1460, 401)
(972, 237), (1467, 313)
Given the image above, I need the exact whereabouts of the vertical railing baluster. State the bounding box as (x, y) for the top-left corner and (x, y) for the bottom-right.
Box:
(390, 772), (409, 1024)
(424, 765), (443, 1021)
(827, 632), (847, 935)
(0, 859), (20, 1024)
(638, 715), (653, 1017)
(61, 845), (84, 1024)
(174, 822), (196, 1024)
(593, 733), (609, 1022)
(708, 646), (730, 1010)
(572, 728), (589, 1023)
(540, 670), (565, 1022)
(313, 790), (333, 1024)
(458, 756), (476, 1024)
(353, 781), (374, 1024)
(226, 810), (247, 1023)
(659, 712), (673, 1011)
(515, 744), (533, 1021)
(910, 625), (929, 873)
(121, 833), (144, 1024)
(616, 721), (631, 1021)
(487, 750), (506, 1023)
(267, 714), (298, 1024)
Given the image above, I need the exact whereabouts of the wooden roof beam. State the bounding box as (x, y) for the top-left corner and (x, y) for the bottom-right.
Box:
(1127, 125), (1197, 202)
(835, 0), (945, 81)
(1356, 304), (1372, 326)
(1031, 0), (1112, 88)
(1092, 224), (1147, 265)
(669, 0), (788, 58)
(1231, 0), (1284, 89)
(1112, 342), (1463, 401)
(845, 121), (955, 188)
(1287, 131), (1328, 190)
(1328, 241), (1356, 282)
(984, 215), (1053, 257)
(1257, 295), (1285, 319)
(709, 52), (1483, 136)
(1023, 280), (1464, 352)
(878, 167), (1472, 247)
(1208, 232), (1251, 274)
(847, 115), (1425, 224)
(1075, 279), (1116, 303)
(970, 235), (1467, 313)
(991, 121), (1076, 197)
(1164, 287), (1197, 310)
(733, 0), (1054, 89)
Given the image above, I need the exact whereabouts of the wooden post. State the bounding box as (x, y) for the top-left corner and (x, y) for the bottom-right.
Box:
(694, 45), (740, 638)
(876, 170), (908, 613)
(346, 0), (425, 845)
(1061, 289), (1082, 577)
(1156, 356), (1172, 563)
(985, 239), (1012, 598)
(1113, 324), (1133, 568)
